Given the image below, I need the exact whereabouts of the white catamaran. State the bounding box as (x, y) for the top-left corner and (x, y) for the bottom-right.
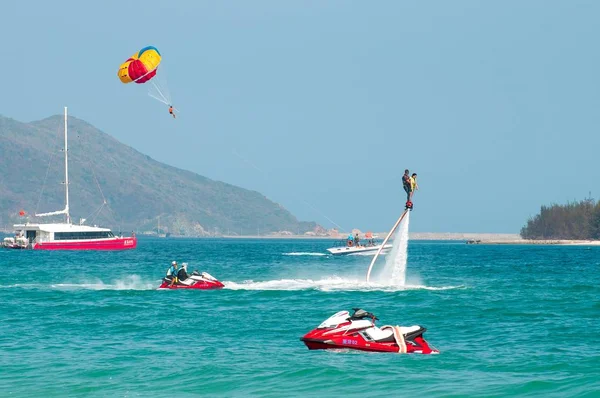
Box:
(3, 107), (137, 250)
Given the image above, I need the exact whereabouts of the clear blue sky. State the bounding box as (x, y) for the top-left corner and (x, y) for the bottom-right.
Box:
(2, 1), (599, 233)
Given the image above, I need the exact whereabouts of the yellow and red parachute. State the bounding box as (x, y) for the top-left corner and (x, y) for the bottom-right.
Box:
(117, 46), (161, 84)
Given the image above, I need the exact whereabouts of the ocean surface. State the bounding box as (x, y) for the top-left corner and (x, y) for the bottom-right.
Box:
(1, 238), (599, 397)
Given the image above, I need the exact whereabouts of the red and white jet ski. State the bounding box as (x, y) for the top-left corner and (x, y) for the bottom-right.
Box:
(300, 308), (438, 354)
(158, 270), (224, 290)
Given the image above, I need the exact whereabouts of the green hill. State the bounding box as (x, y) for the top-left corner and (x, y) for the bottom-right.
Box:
(0, 113), (317, 236)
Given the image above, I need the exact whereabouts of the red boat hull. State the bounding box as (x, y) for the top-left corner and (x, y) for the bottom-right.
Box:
(32, 237), (137, 251)
(158, 279), (224, 290)
(301, 335), (435, 354)
(301, 323), (438, 354)
(303, 339), (399, 353)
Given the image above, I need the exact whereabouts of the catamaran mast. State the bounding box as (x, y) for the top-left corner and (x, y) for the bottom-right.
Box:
(63, 107), (70, 224)
(34, 106), (71, 222)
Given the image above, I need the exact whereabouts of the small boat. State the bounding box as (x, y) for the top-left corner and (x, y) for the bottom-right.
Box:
(300, 308), (438, 354)
(2, 235), (29, 249)
(327, 231), (391, 255)
(158, 271), (224, 290)
(4, 107), (136, 251)
(326, 242), (392, 255)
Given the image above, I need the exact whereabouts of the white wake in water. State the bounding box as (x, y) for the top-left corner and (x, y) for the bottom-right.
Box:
(224, 276), (461, 292)
(51, 275), (157, 291)
(283, 252), (327, 256)
(1, 277), (157, 291)
(371, 211), (410, 285)
(1, 274), (462, 292)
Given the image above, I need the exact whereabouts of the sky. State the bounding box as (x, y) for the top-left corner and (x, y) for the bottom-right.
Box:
(2, 1), (599, 233)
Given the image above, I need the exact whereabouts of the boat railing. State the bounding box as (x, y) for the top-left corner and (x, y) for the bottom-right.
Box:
(331, 238), (380, 248)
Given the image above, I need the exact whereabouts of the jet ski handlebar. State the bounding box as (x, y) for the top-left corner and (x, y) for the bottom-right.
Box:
(351, 308), (378, 321)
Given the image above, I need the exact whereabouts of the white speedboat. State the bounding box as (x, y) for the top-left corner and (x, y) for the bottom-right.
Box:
(326, 241), (392, 255)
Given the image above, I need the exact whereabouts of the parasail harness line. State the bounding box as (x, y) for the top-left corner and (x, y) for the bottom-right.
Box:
(366, 207), (410, 282)
(148, 91), (169, 106)
(148, 79), (170, 105)
(147, 77), (179, 114)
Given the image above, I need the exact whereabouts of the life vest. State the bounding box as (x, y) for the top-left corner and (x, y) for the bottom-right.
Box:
(177, 268), (188, 281)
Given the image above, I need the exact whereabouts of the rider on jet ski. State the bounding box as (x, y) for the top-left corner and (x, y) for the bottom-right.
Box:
(165, 261), (178, 285)
(177, 263), (189, 282)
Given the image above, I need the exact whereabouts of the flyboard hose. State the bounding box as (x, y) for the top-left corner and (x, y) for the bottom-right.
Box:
(366, 208), (409, 282)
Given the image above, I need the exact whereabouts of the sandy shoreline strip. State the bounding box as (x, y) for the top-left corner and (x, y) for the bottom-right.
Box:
(220, 232), (523, 241)
(468, 239), (600, 246)
(220, 233), (600, 245)
(3, 229), (597, 245)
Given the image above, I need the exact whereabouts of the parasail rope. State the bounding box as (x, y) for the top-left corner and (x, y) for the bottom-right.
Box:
(231, 148), (344, 232)
(148, 91), (170, 105)
(150, 80), (170, 105)
(302, 200), (345, 231)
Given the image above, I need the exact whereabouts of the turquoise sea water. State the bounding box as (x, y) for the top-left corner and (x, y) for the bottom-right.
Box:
(1, 238), (599, 397)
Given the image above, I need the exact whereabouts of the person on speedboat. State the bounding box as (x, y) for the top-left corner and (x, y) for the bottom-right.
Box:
(347, 233), (354, 247)
(165, 261), (179, 285)
(354, 233), (361, 247)
(177, 263), (189, 282)
(402, 169), (412, 202)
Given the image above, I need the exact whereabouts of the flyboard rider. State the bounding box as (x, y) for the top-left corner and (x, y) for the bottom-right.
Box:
(402, 169), (417, 210)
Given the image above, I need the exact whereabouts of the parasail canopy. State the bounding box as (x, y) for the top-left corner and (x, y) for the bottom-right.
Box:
(117, 46), (161, 84)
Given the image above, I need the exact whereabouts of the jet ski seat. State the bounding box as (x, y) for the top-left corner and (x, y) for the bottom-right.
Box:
(364, 327), (395, 342)
(365, 325), (425, 342)
(399, 326), (422, 336)
(399, 326), (427, 341)
(178, 278), (196, 286)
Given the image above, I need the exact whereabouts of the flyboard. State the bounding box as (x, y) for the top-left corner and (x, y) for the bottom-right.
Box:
(366, 201), (412, 282)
